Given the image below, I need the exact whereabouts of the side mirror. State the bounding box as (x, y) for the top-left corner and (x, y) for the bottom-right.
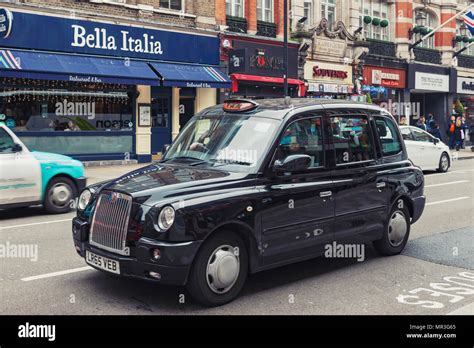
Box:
(162, 144), (170, 155)
(433, 138), (440, 145)
(273, 155), (311, 173)
(12, 143), (22, 153)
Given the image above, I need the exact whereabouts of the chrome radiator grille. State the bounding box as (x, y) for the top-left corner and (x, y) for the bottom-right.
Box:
(89, 191), (132, 256)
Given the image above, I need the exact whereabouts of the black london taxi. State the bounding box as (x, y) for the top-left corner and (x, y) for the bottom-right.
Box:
(72, 98), (425, 306)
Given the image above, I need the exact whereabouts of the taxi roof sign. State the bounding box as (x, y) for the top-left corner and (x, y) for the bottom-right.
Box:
(223, 99), (258, 113)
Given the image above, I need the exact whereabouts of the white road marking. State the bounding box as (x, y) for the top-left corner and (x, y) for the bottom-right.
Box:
(0, 219), (72, 231)
(21, 266), (92, 282)
(447, 302), (474, 315)
(425, 180), (470, 188)
(426, 197), (471, 206)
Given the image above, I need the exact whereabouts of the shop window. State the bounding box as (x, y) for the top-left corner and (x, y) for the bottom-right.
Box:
(226, 0), (244, 18)
(374, 116), (402, 156)
(304, 0), (313, 27)
(321, 0), (336, 29)
(151, 97), (170, 128)
(330, 115), (375, 164)
(276, 117), (324, 169)
(360, 0), (390, 41)
(0, 79), (134, 133)
(257, 0), (274, 23)
(159, 0), (182, 11)
(412, 9), (437, 49)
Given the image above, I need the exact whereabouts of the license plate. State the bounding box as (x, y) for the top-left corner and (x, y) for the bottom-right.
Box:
(86, 250), (120, 275)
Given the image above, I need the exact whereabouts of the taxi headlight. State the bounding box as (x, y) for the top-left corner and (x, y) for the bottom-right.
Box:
(78, 189), (92, 211)
(157, 206), (175, 231)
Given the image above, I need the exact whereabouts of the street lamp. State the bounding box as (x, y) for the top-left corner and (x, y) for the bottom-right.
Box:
(453, 23), (469, 48)
(408, 10), (427, 43)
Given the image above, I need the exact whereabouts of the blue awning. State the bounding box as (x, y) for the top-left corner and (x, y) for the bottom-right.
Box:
(0, 49), (160, 85)
(149, 62), (231, 88)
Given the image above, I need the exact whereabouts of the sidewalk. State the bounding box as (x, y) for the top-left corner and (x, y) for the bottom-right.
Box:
(452, 148), (474, 161)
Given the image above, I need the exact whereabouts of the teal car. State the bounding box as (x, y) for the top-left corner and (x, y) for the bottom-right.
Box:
(0, 124), (86, 213)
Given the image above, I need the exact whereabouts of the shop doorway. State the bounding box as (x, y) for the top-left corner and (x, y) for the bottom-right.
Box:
(151, 88), (172, 154)
(179, 88), (196, 130)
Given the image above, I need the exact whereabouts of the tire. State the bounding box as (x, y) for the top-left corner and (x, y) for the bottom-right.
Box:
(186, 231), (248, 307)
(373, 201), (410, 256)
(437, 152), (450, 173)
(43, 177), (77, 214)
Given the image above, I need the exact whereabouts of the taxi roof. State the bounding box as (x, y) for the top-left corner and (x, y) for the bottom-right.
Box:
(200, 98), (382, 120)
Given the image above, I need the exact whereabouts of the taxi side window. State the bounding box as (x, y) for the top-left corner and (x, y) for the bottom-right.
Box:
(330, 115), (374, 164)
(0, 128), (15, 153)
(374, 117), (402, 156)
(276, 117), (324, 168)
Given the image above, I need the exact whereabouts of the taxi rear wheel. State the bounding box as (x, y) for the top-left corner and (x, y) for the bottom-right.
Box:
(44, 177), (76, 214)
(373, 202), (410, 256)
(186, 231), (248, 307)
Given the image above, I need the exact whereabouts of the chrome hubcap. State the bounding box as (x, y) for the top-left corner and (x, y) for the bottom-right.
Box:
(441, 155), (449, 171)
(388, 211), (407, 247)
(49, 183), (72, 208)
(206, 244), (240, 294)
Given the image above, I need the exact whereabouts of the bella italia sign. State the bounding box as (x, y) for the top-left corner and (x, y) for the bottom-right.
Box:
(0, 9), (219, 65)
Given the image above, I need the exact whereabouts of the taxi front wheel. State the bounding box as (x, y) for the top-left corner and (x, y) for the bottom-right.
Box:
(186, 231), (248, 307)
(44, 177), (77, 214)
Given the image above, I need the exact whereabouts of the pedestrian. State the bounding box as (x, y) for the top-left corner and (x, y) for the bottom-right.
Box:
(460, 117), (468, 149)
(447, 115), (456, 150)
(416, 116), (427, 131)
(426, 113), (435, 131)
(454, 117), (463, 151)
(429, 123), (442, 142)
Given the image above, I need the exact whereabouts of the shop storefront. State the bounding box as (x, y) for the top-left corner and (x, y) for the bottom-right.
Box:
(362, 65), (406, 104)
(0, 8), (230, 162)
(304, 61), (354, 99)
(455, 75), (474, 122)
(407, 64), (457, 133)
(221, 36), (304, 99)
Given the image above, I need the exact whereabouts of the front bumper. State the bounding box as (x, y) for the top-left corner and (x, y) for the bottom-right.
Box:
(72, 218), (201, 286)
(411, 195), (426, 224)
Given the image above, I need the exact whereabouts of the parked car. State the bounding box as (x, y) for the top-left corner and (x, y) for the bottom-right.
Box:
(399, 126), (451, 172)
(72, 99), (425, 306)
(0, 124), (86, 213)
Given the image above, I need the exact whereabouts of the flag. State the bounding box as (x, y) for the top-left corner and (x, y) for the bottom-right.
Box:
(465, 9), (474, 36)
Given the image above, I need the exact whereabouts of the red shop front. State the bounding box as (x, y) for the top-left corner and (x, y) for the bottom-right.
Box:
(362, 65), (407, 103)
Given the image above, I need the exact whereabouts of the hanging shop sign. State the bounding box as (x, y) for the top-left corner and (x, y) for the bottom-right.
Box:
(363, 66), (406, 89)
(457, 77), (474, 95)
(0, 9), (219, 65)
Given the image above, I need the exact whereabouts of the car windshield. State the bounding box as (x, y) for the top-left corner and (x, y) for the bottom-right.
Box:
(163, 114), (280, 170)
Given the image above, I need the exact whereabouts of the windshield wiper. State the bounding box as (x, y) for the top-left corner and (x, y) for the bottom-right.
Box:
(210, 159), (252, 166)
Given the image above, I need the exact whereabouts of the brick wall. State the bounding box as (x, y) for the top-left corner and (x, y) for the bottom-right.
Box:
(16, 0), (212, 30)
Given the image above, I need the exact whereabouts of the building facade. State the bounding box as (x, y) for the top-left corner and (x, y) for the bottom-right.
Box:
(291, 0), (474, 136)
(0, 0), (230, 163)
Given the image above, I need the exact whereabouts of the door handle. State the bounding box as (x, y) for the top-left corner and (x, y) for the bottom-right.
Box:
(319, 191), (332, 198)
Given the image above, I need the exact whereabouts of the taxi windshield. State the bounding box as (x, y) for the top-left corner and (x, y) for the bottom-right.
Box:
(163, 114), (280, 169)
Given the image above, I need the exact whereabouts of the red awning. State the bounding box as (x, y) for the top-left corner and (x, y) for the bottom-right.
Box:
(230, 73), (305, 96)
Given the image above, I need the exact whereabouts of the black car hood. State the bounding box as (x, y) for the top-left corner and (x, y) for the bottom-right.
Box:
(100, 163), (253, 206)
